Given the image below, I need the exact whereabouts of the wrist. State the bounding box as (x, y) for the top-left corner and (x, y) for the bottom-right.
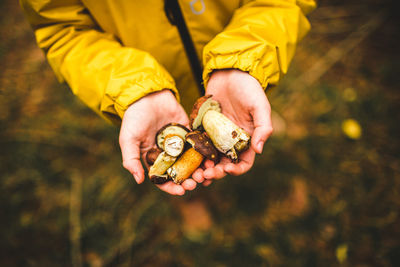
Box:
(126, 89), (176, 110)
(123, 90), (175, 124)
(206, 69), (257, 95)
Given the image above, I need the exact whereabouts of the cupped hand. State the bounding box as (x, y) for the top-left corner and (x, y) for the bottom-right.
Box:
(198, 69), (273, 181)
(119, 89), (197, 195)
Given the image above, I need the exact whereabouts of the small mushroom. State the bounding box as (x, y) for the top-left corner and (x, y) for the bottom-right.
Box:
(190, 95), (251, 162)
(190, 95), (221, 130)
(156, 123), (189, 157)
(146, 147), (163, 166)
(147, 123), (189, 184)
(167, 131), (218, 184)
(148, 151), (176, 184)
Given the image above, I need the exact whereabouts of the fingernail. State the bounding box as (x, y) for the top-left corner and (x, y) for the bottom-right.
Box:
(224, 164), (233, 173)
(257, 141), (264, 153)
(178, 188), (185, 195)
(132, 172), (139, 183)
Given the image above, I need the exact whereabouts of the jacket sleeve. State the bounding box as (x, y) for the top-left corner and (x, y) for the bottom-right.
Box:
(202, 0), (316, 89)
(20, 0), (179, 124)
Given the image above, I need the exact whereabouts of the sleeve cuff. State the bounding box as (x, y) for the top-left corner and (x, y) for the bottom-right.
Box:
(101, 72), (179, 122)
(202, 43), (281, 90)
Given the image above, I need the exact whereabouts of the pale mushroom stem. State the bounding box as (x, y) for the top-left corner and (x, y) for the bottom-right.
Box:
(202, 110), (250, 162)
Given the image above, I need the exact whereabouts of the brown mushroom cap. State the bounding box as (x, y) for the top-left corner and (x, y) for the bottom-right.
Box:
(189, 95), (221, 130)
(185, 131), (219, 163)
(150, 174), (171, 184)
(155, 123), (189, 150)
(146, 147), (163, 166)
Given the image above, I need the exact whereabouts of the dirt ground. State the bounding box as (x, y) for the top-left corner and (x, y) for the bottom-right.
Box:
(1, 0), (399, 266)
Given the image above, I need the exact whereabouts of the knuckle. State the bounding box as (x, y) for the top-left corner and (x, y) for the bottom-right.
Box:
(265, 126), (274, 137)
(118, 134), (127, 147)
(122, 160), (131, 171)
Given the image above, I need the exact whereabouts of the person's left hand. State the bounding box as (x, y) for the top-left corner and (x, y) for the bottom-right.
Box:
(191, 69), (273, 185)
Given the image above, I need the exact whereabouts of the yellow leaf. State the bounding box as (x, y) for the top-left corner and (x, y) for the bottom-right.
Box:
(336, 244), (348, 264)
(342, 119), (362, 139)
(343, 88), (357, 102)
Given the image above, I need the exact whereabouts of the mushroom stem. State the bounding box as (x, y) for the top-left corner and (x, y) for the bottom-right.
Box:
(202, 110), (250, 162)
(167, 148), (204, 184)
(163, 134), (185, 157)
(148, 152), (177, 184)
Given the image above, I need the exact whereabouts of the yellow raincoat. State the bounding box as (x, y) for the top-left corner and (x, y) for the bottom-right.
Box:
(20, 0), (316, 123)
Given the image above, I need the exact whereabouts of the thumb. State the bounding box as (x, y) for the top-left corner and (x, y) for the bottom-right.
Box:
(251, 103), (273, 154)
(119, 135), (145, 184)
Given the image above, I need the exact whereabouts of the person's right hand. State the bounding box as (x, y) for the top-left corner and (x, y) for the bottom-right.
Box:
(119, 89), (197, 195)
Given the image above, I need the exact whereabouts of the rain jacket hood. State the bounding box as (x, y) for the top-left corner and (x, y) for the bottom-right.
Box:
(20, 0), (316, 123)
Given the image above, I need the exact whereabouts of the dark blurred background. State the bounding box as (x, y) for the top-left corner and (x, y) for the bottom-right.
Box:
(1, 0), (399, 266)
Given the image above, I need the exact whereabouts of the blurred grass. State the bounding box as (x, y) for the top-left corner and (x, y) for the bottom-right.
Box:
(1, 0), (400, 266)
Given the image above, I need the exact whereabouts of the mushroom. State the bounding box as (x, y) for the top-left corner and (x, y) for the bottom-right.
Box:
(167, 131), (218, 184)
(148, 151), (176, 184)
(156, 123), (189, 157)
(147, 123), (189, 184)
(190, 95), (251, 162)
(146, 147), (162, 166)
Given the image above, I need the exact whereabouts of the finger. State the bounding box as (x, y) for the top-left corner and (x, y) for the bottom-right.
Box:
(224, 149), (256, 176)
(156, 182), (185, 195)
(119, 136), (145, 184)
(203, 157), (231, 179)
(182, 179), (197, 191)
(203, 180), (213, 187)
(192, 168), (205, 183)
(203, 164), (227, 180)
(251, 102), (273, 154)
(204, 159), (215, 169)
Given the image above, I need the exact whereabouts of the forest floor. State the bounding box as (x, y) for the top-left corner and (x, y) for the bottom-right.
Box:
(1, 0), (399, 266)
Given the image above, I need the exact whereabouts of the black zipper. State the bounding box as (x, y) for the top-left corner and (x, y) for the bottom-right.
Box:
(164, 0), (205, 96)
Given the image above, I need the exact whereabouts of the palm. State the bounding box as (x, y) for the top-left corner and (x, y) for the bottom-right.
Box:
(214, 94), (255, 135)
(200, 69), (273, 180)
(127, 103), (189, 157)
